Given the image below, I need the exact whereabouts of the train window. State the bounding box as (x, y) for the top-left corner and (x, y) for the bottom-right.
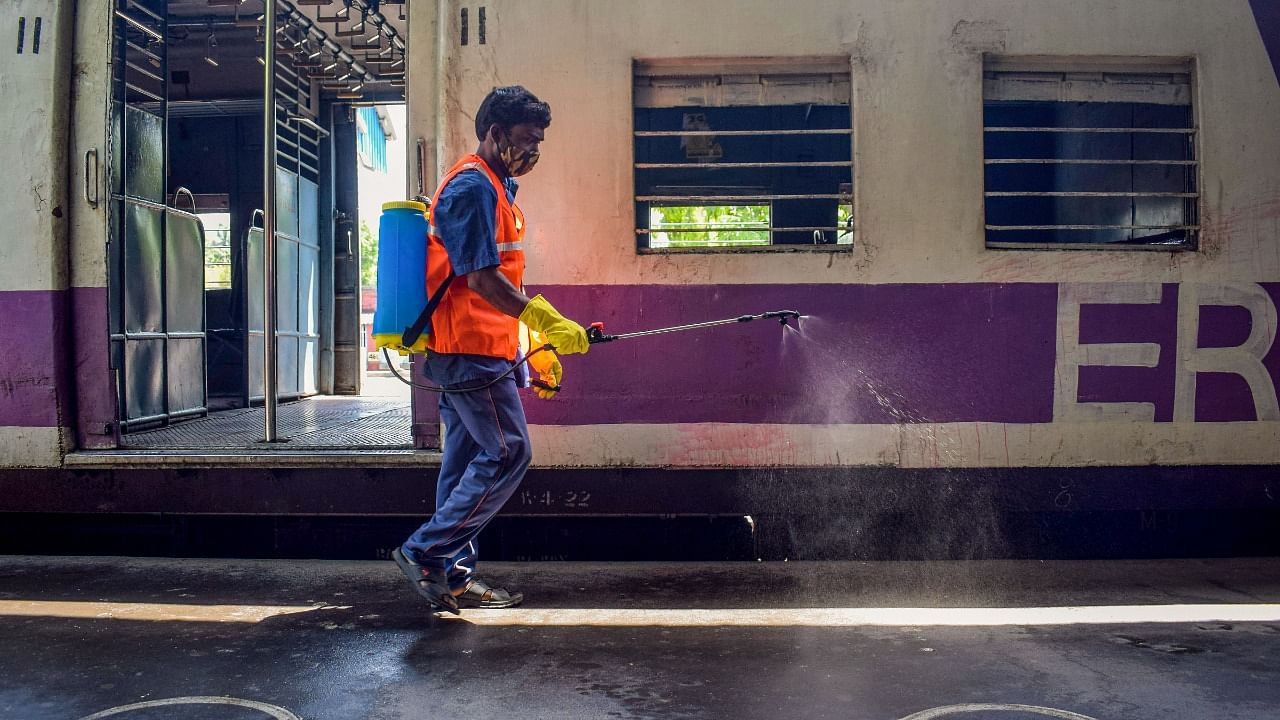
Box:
(634, 58), (853, 252)
(200, 212), (232, 289)
(983, 59), (1198, 250)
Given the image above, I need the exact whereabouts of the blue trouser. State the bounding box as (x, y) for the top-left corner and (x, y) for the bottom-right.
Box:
(402, 364), (531, 591)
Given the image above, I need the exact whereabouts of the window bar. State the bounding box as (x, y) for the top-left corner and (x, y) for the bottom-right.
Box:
(984, 127), (1196, 134)
(637, 194), (849, 202)
(637, 226), (849, 234)
(635, 129), (851, 137)
(986, 225), (1200, 231)
(635, 161), (850, 169)
(124, 81), (164, 103)
(125, 40), (162, 63)
(984, 191), (1197, 198)
(123, 1), (165, 23)
(984, 159), (1197, 165)
(114, 10), (163, 40)
(124, 59), (163, 84)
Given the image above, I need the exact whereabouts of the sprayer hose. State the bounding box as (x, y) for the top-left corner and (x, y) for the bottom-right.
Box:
(382, 346), (550, 394)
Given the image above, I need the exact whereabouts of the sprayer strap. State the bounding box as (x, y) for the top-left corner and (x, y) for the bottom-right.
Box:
(401, 271), (456, 348)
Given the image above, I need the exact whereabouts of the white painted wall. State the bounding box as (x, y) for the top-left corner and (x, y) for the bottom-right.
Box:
(409, 0), (1280, 287)
(0, 0), (73, 293)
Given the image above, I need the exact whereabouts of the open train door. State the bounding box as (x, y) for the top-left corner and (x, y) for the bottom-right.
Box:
(67, 0), (411, 450)
(105, 0), (210, 433)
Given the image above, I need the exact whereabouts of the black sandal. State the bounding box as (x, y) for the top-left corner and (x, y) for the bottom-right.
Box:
(455, 579), (524, 609)
(392, 547), (460, 615)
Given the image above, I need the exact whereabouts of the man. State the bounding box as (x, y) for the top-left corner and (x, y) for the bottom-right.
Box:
(392, 86), (589, 614)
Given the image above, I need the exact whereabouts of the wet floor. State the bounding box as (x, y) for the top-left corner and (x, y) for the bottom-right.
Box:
(1, 556), (1278, 719)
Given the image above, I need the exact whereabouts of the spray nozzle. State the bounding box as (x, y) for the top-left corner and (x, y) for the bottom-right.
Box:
(761, 310), (802, 326)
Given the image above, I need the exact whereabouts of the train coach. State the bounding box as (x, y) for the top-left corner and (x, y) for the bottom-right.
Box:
(1, 0), (1278, 555)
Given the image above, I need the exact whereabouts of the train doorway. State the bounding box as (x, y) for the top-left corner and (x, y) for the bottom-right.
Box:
(106, 0), (413, 451)
(351, 104), (412, 401)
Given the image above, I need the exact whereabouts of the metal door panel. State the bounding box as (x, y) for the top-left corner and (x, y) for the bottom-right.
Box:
(110, 103), (123, 196)
(246, 228), (265, 332)
(334, 303), (359, 349)
(124, 106), (164, 202)
(277, 238), (300, 333)
(165, 211), (205, 333)
(123, 203), (163, 333)
(166, 338), (206, 415)
(279, 337), (300, 396)
(301, 338), (318, 395)
(241, 168), (322, 406)
(276, 169), (299, 237)
(298, 245), (319, 335)
(125, 339), (164, 421)
(247, 334), (265, 402)
(108, 201), (123, 335)
(298, 178), (320, 394)
(299, 179), (319, 247)
(110, 338), (125, 418)
(110, 2), (208, 432)
(246, 227), (265, 401)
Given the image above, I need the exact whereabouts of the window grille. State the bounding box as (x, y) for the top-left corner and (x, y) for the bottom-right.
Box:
(983, 62), (1198, 249)
(634, 58), (854, 251)
(200, 212), (233, 289)
(275, 58), (322, 183)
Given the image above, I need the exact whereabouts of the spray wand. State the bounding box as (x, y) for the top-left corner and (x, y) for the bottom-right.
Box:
(585, 310), (802, 344)
(386, 310), (802, 393)
(524, 309), (801, 393)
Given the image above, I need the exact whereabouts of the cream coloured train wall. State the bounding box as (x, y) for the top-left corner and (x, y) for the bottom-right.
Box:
(403, 0), (1280, 468)
(0, 0), (76, 467)
(417, 0), (1280, 287)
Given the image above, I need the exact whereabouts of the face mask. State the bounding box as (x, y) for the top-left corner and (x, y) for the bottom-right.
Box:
(498, 132), (540, 177)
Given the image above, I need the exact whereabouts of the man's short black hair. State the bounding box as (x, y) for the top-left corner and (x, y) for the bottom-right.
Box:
(474, 85), (551, 140)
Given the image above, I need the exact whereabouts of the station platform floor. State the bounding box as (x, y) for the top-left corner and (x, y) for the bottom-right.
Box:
(121, 374), (413, 451)
(1, 556), (1278, 720)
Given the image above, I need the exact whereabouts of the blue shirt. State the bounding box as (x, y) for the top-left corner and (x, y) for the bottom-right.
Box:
(425, 168), (524, 388)
(430, 168), (519, 276)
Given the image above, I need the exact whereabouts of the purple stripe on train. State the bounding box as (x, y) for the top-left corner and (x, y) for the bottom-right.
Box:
(72, 286), (116, 447)
(523, 284), (1059, 425)
(521, 283), (1280, 426)
(0, 290), (68, 428)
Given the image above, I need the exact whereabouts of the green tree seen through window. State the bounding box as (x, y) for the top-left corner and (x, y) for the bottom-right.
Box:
(649, 205), (770, 248)
(360, 220), (378, 288)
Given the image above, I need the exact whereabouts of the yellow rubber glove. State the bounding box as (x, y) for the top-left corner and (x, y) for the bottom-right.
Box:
(518, 294), (589, 355)
(525, 337), (563, 400)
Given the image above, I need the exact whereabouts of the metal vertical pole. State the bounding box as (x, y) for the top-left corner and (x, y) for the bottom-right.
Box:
(262, 1), (279, 442)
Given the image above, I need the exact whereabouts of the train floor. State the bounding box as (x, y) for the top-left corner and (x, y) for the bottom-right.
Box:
(1, 556), (1278, 720)
(121, 374), (412, 450)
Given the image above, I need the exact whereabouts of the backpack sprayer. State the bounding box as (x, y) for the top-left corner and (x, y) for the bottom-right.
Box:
(372, 199), (803, 393)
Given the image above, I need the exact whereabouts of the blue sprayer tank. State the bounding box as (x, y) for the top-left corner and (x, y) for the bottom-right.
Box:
(372, 200), (430, 354)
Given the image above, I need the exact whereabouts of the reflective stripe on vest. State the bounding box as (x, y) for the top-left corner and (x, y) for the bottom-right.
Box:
(425, 154), (527, 360)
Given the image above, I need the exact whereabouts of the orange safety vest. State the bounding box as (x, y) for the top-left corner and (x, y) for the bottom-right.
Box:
(425, 154), (527, 360)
